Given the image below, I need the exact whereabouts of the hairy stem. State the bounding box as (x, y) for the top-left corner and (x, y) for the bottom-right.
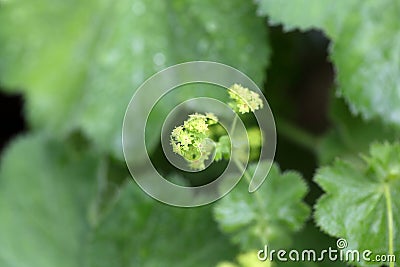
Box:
(383, 184), (394, 267)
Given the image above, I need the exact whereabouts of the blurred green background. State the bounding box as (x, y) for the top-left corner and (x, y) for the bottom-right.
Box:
(1, 0), (399, 266)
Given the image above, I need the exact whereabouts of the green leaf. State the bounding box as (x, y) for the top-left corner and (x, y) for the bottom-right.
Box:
(314, 142), (400, 266)
(0, 135), (98, 267)
(214, 162), (310, 250)
(255, 0), (356, 37)
(0, 134), (236, 266)
(0, 0), (270, 160)
(317, 97), (400, 165)
(85, 180), (237, 267)
(256, 0), (400, 126)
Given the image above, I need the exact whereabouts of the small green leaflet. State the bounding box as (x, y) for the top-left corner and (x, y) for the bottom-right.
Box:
(214, 162), (310, 250)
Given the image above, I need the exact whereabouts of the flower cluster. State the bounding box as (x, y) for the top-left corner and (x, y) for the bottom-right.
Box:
(228, 84), (263, 114)
(170, 113), (218, 169)
(170, 84), (264, 169)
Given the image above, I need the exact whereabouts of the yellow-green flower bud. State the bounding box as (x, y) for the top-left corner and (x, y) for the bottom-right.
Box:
(170, 112), (218, 170)
(228, 84), (263, 114)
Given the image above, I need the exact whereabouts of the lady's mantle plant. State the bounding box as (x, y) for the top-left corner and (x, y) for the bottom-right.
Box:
(0, 1), (399, 266)
(170, 84), (264, 170)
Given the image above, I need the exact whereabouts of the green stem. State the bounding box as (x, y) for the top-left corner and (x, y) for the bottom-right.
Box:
(233, 158), (267, 245)
(383, 184), (394, 267)
(233, 159), (264, 207)
(277, 117), (318, 153)
(230, 112), (267, 245)
(230, 115), (238, 137)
